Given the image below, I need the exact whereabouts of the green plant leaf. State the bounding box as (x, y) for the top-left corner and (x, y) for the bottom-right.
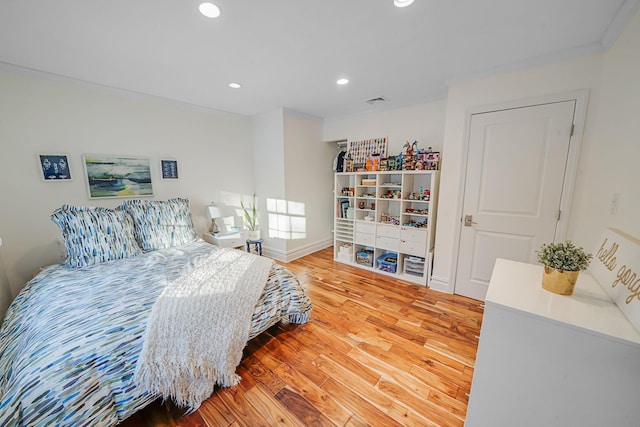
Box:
(536, 241), (593, 271)
(241, 193), (258, 231)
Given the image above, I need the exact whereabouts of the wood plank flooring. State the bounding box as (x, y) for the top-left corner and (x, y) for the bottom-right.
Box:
(121, 247), (484, 426)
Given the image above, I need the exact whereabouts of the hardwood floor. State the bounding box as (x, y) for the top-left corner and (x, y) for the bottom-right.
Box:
(121, 247), (484, 426)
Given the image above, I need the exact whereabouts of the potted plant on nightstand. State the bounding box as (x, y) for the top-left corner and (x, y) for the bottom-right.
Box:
(537, 241), (593, 295)
(241, 193), (260, 240)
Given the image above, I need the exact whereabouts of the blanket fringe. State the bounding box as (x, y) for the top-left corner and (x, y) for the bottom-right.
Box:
(137, 362), (242, 412)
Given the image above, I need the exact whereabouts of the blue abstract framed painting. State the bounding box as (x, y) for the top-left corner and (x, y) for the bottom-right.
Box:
(83, 154), (154, 199)
(39, 154), (72, 181)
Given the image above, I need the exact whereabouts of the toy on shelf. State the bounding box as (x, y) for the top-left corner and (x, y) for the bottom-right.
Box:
(402, 219), (428, 228)
(403, 141), (417, 157)
(377, 253), (398, 273)
(380, 189), (402, 199)
(405, 208), (428, 215)
(401, 141), (418, 170)
(341, 187), (354, 196)
(380, 214), (400, 225)
(415, 147), (440, 171)
(356, 249), (374, 267)
(338, 139), (439, 172)
(407, 188), (430, 201)
(397, 142), (441, 171)
(424, 147), (440, 170)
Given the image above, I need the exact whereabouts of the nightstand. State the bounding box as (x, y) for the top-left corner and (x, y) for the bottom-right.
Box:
(203, 231), (247, 249)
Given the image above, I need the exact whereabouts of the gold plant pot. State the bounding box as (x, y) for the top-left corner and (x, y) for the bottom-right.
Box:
(541, 266), (580, 295)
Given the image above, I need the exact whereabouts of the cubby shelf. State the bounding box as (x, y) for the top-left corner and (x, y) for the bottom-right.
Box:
(334, 170), (439, 286)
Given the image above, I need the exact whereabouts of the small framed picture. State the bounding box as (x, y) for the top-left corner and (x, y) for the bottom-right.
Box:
(38, 154), (72, 181)
(160, 159), (179, 179)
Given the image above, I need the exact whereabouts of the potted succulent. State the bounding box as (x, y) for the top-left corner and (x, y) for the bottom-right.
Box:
(241, 193), (260, 240)
(537, 241), (593, 295)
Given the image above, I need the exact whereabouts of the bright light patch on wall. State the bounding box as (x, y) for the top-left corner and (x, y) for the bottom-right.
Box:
(336, 78), (349, 85)
(267, 198), (307, 240)
(229, 82), (241, 89)
(199, 2), (221, 18)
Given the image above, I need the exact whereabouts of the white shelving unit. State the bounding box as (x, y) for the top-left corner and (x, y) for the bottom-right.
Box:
(334, 170), (439, 286)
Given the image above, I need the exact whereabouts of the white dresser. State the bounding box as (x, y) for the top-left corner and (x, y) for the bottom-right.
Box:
(466, 258), (640, 427)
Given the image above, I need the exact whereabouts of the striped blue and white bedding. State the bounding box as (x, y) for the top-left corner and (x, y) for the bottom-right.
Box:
(0, 241), (311, 426)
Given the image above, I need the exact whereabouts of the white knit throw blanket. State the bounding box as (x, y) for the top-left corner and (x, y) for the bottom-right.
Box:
(134, 247), (274, 410)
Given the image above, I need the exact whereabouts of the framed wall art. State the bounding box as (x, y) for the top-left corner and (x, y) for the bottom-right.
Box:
(160, 159), (179, 179)
(83, 154), (154, 199)
(38, 154), (72, 181)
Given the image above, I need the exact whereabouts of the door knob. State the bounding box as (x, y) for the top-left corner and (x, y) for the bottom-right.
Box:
(464, 214), (477, 227)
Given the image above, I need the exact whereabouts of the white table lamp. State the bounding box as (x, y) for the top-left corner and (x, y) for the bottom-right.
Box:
(205, 205), (223, 234)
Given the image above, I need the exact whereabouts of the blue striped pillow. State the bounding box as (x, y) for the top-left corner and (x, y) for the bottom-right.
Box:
(51, 205), (143, 268)
(120, 198), (199, 251)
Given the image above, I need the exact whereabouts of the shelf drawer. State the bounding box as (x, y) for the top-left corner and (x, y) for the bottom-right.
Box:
(377, 224), (401, 239)
(355, 221), (376, 234)
(376, 236), (399, 251)
(355, 232), (375, 246)
(400, 239), (426, 257)
(400, 227), (427, 243)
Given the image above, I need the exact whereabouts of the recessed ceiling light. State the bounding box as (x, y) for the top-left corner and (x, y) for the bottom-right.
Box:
(199, 2), (221, 18)
(337, 78), (349, 85)
(394, 0), (414, 7)
(229, 82), (241, 89)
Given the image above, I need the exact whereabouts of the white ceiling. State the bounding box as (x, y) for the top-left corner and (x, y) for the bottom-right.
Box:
(0, 0), (638, 119)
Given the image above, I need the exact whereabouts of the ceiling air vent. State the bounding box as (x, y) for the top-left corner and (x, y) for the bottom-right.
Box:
(366, 96), (388, 105)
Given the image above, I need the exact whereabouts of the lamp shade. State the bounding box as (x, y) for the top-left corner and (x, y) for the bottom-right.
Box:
(205, 204), (223, 219)
(206, 204), (237, 219)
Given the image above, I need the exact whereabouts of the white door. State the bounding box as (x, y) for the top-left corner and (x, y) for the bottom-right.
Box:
(455, 101), (576, 300)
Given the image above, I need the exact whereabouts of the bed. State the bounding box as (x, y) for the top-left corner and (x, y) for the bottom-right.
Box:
(0, 199), (312, 426)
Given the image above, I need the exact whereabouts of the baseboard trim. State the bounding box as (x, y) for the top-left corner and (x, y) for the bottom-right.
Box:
(263, 238), (333, 263)
(429, 275), (453, 294)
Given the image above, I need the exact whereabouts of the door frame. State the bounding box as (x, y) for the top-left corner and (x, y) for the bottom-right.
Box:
(450, 89), (590, 297)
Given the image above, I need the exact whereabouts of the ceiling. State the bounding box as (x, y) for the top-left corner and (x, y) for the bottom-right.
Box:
(0, 0), (638, 119)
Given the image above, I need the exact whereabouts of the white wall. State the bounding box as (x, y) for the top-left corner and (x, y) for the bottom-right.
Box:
(0, 242), (11, 318)
(569, 10), (640, 248)
(251, 108), (287, 255)
(0, 69), (254, 298)
(283, 110), (334, 258)
(252, 109), (334, 261)
(324, 100), (448, 156)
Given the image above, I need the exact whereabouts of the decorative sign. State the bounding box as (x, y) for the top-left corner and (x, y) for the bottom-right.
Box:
(590, 227), (640, 332)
